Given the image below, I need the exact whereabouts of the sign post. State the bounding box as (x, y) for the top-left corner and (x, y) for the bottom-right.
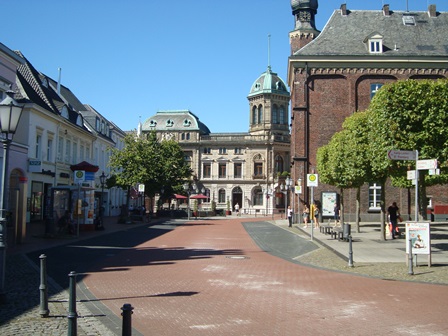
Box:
(387, 150), (418, 221)
(307, 174), (318, 241)
(73, 170), (85, 237)
(295, 179), (302, 226)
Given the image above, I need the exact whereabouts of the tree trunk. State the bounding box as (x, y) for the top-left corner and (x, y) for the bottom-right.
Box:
(380, 181), (386, 241)
(355, 187), (361, 233)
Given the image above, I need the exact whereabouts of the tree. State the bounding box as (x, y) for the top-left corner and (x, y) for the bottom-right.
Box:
(368, 79), (448, 220)
(108, 131), (192, 204)
(317, 111), (370, 232)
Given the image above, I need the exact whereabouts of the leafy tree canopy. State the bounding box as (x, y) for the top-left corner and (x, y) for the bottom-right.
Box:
(108, 131), (191, 197)
(368, 79), (448, 187)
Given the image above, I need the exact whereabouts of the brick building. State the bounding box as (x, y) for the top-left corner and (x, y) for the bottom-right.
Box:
(287, 1), (448, 221)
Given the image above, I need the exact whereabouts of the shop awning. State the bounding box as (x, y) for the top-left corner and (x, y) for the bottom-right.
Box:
(173, 194), (187, 199)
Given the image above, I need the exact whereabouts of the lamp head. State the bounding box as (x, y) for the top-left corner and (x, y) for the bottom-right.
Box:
(0, 94), (24, 136)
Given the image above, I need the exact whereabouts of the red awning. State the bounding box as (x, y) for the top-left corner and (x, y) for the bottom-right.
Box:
(191, 194), (209, 199)
(173, 194), (187, 199)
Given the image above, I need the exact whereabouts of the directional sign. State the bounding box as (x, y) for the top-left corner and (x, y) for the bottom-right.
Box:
(417, 159), (437, 170)
(387, 150), (416, 161)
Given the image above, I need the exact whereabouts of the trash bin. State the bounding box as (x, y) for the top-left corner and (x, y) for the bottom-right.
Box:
(343, 223), (351, 241)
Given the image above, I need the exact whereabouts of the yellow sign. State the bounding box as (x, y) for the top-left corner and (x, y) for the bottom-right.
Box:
(307, 174), (318, 187)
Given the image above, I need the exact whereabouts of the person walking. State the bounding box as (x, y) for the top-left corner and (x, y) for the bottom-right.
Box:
(312, 202), (320, 229)
(234, 203), (240, 216)
(387, 201), (400, 239)
(287, 205), (293, 227)
(302, 203), (310, 228)
(334, 203), (340, 226)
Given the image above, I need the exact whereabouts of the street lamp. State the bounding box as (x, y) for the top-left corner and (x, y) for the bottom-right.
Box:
(99, 172), (107, 229)
(183, 182), (197, 220)
(281, 177), (292, 220)
(0, 92), (24, 302)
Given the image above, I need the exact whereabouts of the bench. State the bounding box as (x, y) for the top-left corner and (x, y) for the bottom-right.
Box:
(320, 225), (333, 235)
(330, 227), (343, 240)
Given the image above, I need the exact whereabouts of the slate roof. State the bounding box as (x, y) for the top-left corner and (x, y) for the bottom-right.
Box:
(142, 110), (211, 134)
(14, 51), (91, 133)
(293, 8), (448, 58)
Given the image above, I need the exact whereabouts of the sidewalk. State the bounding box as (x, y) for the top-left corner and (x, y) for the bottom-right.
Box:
(275, 218), (448, 265)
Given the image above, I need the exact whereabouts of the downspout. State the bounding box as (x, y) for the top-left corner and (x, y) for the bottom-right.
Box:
(304, 62), (310, 203)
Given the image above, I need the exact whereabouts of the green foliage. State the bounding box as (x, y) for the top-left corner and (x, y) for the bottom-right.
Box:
(108, 131), (192, 197)
(317, 111), (370, 188)
(368, 79), (448, 187)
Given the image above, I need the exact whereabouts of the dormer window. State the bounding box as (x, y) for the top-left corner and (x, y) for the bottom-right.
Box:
(183, 119), (191, 127)
(166, 119), (174, 127)
(369, 39), (382, 53)
(149, 120), (157, 128)
(61, 106), (69, 119)
(365, 33), (384, 54)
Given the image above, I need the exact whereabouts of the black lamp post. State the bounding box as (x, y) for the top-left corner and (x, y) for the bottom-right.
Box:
(99, 172), (107, 228)
(183, 182), (197, 220)
(280, 176), (292, 219)
(0, 92), (24, 302)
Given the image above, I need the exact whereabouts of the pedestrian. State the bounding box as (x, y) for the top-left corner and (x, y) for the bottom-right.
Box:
(302, 203), (310, 228)
(234, 203), (240, 216)
(287, 205), (293, 227)
(312, 202), (320, 229)
(334, 203), (340, 226)
(387, 201), (400, 239)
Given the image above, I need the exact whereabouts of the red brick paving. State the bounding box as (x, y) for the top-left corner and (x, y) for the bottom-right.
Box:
(83, 217), (448, 335)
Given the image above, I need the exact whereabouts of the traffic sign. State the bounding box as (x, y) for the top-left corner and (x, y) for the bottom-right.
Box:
(387, 150), (416, 160)
(307, 174), (318, 187)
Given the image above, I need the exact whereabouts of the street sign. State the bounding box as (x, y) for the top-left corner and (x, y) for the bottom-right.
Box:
(307, 174), (318, 187)
(417, 159), (437, 170)
(295, 185), (302, 194)
(387, 150), (416, 160)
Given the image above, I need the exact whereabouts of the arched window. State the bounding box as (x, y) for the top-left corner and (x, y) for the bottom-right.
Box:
(218, 189), (226, 203)
(252, 106), (257, 124)
(272, 104), (278, 124)
(258, 105), (263, 124)
(275, 155), (284, 174)
(253, 187), (263, 206)
(279, 106), (285, 124)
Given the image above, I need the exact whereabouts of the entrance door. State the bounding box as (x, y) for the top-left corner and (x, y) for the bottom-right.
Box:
(232, 187), (243, 211)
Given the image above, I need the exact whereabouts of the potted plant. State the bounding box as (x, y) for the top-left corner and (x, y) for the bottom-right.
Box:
(226, 200), (232, 216)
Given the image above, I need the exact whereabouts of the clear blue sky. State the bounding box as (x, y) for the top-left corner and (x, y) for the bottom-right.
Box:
(3, 0), (447, 133)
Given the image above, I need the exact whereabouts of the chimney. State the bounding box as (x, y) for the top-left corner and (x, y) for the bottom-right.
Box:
(57, 67), (61, 95)
(383, 4), (390, 16)
(340, 4), (347, 16)
(428, 4), (436, 18)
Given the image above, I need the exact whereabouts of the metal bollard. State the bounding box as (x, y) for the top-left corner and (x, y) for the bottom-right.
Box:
(67, 271), (77, 336)
(121, 303), (134, 336)
(408, 239), (414, 275)
(348, 235), (354, 267)
(39, 254), (49, 317)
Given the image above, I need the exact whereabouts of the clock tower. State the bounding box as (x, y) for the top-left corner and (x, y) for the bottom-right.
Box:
(290, 0), (320, 54)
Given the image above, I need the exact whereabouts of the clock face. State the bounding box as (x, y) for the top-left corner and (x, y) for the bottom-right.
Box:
(299, 11), (311, 22)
